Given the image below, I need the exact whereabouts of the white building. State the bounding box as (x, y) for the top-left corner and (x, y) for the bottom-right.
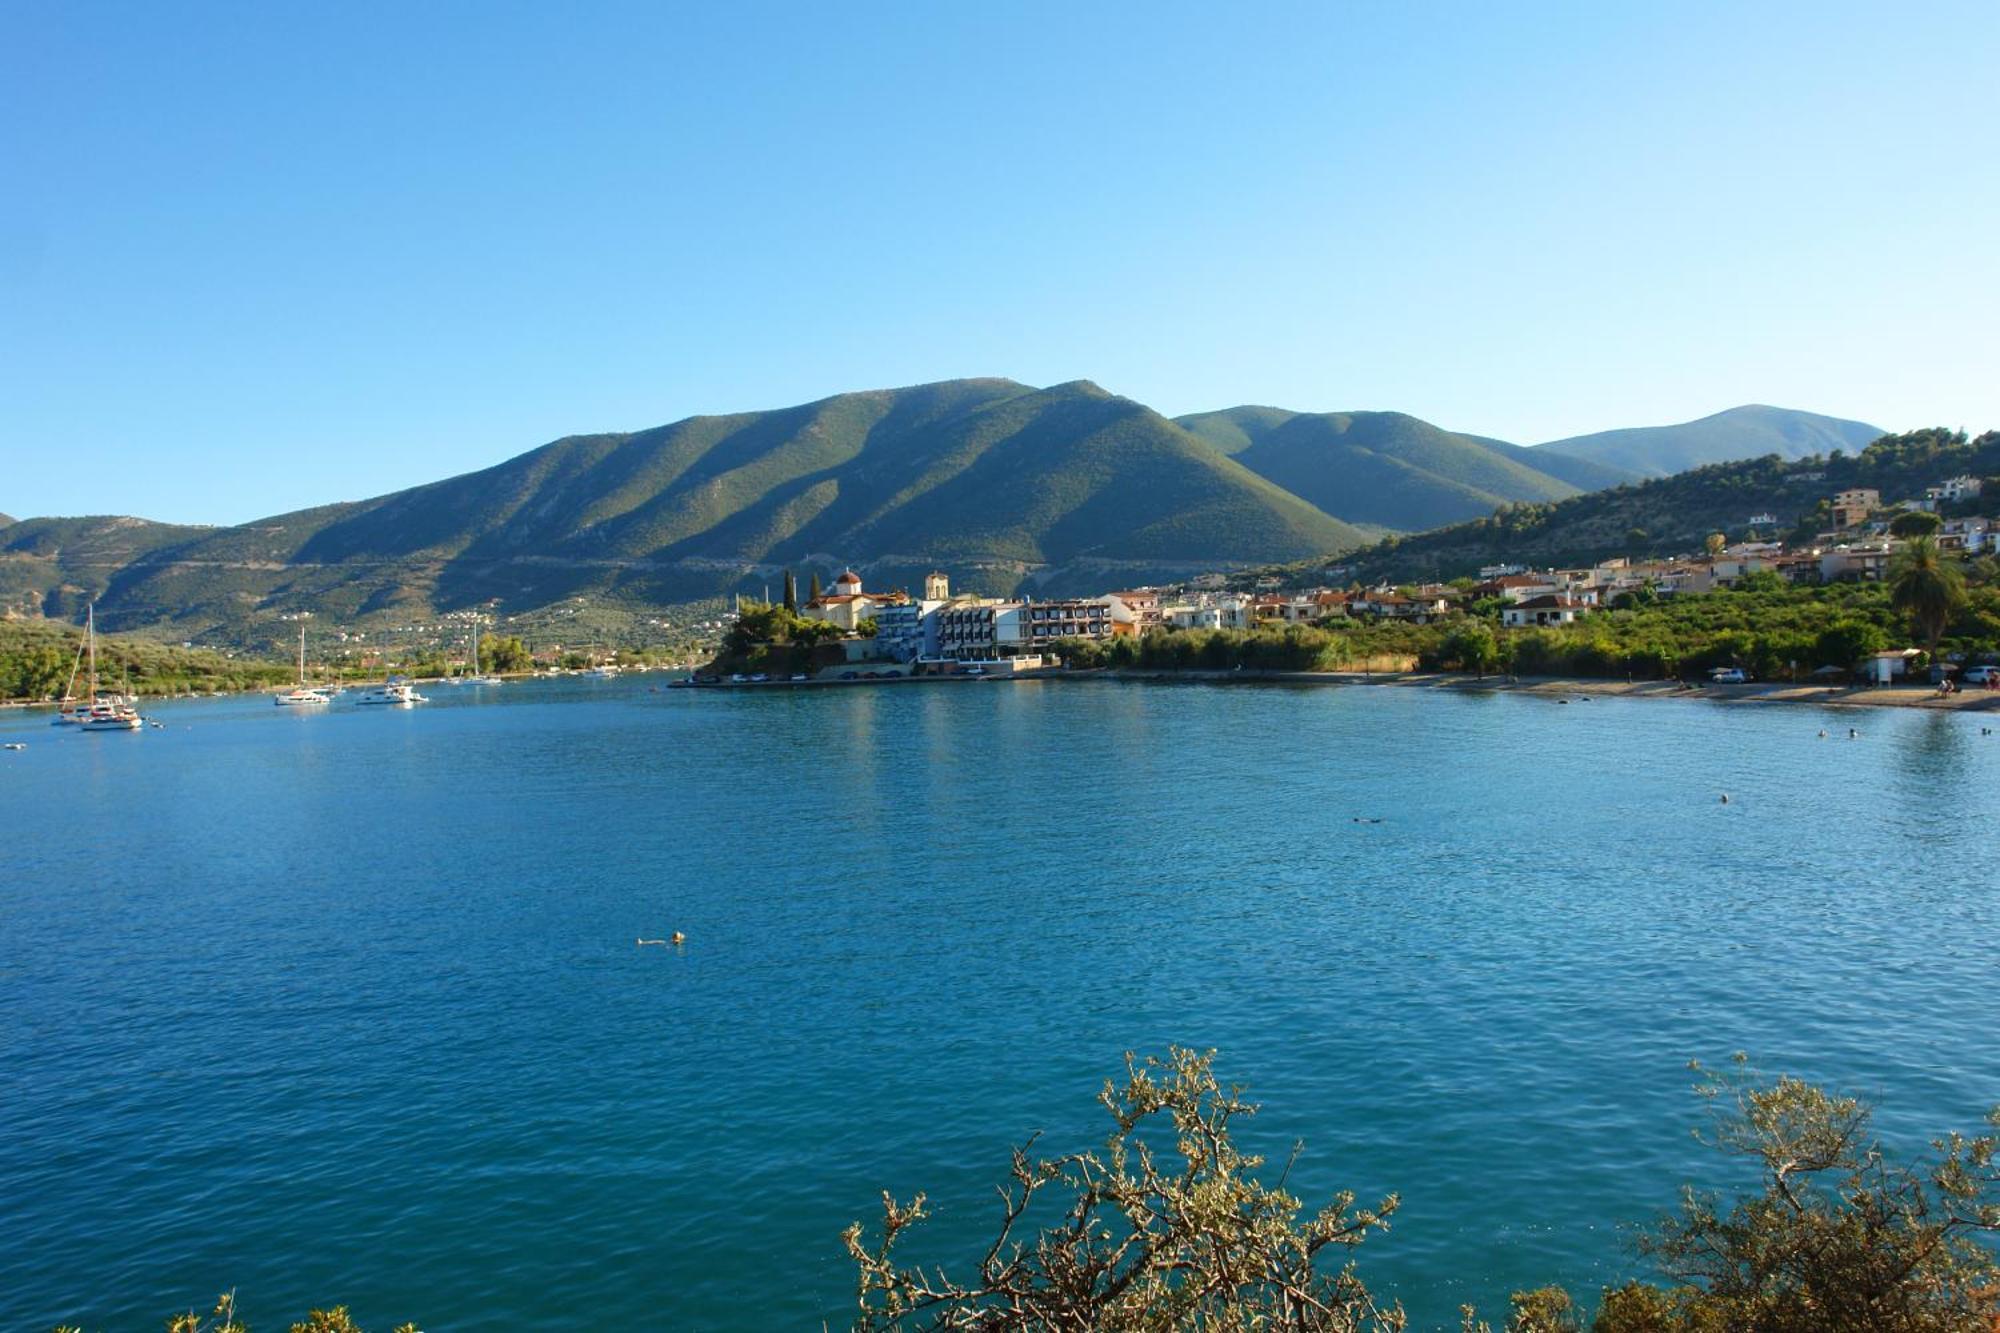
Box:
(1501, 595), (1590, 628)
(803, 569), (887, 631)
(1929, 475), (1984, 506)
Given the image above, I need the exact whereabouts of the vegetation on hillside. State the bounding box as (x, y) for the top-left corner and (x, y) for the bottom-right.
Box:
(0, 620), (292, 700)
(1312, 429), (2000, 587)
(34, 380), (1374, 635)
(1174, 406), (1614, 530)
(707, 599), (848, 675)
(0, 515), (214, 619)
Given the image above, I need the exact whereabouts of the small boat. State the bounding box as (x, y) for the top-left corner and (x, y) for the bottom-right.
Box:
(354, 679), (428, 706)
(3, 742), (25, 751)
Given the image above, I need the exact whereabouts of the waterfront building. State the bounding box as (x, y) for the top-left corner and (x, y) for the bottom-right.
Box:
(1011, 599), (1115, 651)
(873, 599), (945, 662)
(1105, 590), (1163, 631)
(936, 601), (1015, 660)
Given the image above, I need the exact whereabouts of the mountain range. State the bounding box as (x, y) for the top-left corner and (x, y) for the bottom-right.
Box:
(0, 380), (1883, 636)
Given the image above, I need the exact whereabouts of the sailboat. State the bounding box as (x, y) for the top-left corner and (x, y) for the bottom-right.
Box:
(464, 618), (503, 686)
(77, 604), (143, 731)
(51, 634), (90, 725)
(275, 624), (332, 706)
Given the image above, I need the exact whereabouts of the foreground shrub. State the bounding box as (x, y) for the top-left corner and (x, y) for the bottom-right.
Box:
(849, 1051), (2000, 1332)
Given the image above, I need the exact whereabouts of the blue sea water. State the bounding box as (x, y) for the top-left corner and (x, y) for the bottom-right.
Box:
(2, 677), (1998, 1331)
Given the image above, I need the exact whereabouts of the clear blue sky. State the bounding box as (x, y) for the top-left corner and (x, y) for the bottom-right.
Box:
(4, 1), (1995, 524)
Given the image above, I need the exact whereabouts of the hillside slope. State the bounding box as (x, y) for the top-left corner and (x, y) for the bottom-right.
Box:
(0, 515), (215, 619)
(83, 379), (1372, 632)
(1534, 405), (1883, 479)
(1175, 407), (1627, 530)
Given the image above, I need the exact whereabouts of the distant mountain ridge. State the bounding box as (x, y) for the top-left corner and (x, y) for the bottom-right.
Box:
(0, 383), (1889, 636)
(1176, 407), (1632, 530)
(1534, 405), (1883, 479)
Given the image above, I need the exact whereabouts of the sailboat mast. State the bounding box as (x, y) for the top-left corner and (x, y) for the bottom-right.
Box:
(87, 603), (98, 698)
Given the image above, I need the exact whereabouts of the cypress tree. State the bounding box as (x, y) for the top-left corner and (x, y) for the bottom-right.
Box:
(783, 569), (798, 612)
(808, 572), (822, 603)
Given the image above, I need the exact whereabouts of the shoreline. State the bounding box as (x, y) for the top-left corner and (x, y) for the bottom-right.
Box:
(1056, 667), (2000, 712)
(10, 664), (1997, 715)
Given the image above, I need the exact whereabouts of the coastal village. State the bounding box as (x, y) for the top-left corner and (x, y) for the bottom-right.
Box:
(722, 475), (1997, 688)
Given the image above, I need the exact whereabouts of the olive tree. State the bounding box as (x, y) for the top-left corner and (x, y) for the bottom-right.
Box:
(1537, 1057), (2000, 1333)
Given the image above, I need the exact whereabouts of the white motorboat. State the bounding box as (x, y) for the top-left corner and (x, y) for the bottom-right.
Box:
(354, 680), (427, 706)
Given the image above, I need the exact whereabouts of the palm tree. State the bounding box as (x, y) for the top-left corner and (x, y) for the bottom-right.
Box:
(1888, 536), (1966, 664)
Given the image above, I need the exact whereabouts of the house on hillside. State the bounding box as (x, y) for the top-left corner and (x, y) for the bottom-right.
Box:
(1501, 595), (1590, 628)
(1351, 590), (1450, 623)
(1928, 475), (1984, 507)
(1941, 517), (1994, 555)
(1820, 543), (1895, 583)
(1831, 488), (1880, 530)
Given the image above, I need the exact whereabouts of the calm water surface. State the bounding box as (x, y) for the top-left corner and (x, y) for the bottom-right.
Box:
(3, 678), (1997, 1329)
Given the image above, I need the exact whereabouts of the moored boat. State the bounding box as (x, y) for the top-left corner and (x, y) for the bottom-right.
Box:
(354, 679), (427, 706)
(275, 624), (332, 706)
(71, 605), (144, 732)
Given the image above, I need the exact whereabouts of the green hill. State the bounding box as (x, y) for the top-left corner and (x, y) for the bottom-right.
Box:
(1327, 427), (1995, 585)
(76, 379), (1371, 634)
(8, 384), (1902, 638)
(0, 515), (215, 620)
(1175, 407), (1631, 530)
(1534, 405), (1883, 479)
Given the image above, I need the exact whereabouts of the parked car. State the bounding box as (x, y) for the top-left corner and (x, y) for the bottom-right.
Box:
(789, 673), (809, 682)
(1708, 667), (1750, 684)
(1962, 665), (1999, 685)
(839, 671), (858, 681)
